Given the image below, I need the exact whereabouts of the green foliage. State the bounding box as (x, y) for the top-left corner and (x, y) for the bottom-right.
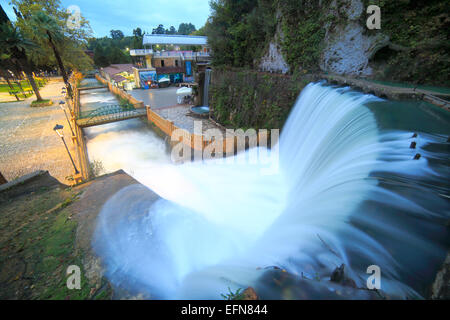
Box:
(177, 22), (197, 35)
(110, 30), (124, 39)
(206, 0), (448, 85)
(365, 0), (450, 85)
(0, 187), (105, 300)
(11, 0), (93, 72)
(88, 36), (133, 67)
(278, 0), (330, 72)
(221, 287), (245, 300)
(30, 98), (52, 107)
(210, 68), (308, 130)
(88, 160), (104, 178)
(206, 0), (277, 68)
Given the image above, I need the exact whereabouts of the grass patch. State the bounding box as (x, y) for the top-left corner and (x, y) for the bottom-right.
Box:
(31, 99), (53, 107)
(0, 187), (111, 300)
(0, 80), (47, 93)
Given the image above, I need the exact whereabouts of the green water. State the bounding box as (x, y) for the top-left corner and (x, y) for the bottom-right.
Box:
(366, 99), (450, 135)
(79, 78), (102, 88)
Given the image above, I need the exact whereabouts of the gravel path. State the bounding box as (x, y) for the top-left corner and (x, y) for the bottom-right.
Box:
(0, 78), (80, 184)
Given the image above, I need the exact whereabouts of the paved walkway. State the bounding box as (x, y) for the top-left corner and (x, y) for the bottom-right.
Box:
(130, 87), (178, 109)
(155, 105), (225, 133)
(131, 86), (224, 133)
(0, 78), (80, 184)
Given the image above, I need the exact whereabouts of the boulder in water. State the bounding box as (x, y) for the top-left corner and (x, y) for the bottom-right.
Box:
(242, 287), (259, 300)
(330, 264), (357, 288)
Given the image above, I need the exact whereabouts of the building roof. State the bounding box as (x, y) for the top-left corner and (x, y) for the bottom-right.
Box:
(102, 64), (134, 77)
(112, 74), (127, 83)
(143, 34), (207, 46)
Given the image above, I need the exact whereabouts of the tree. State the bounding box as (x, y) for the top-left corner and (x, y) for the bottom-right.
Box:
(206, 0), (276, 67)
(133, 27), (142, 38)
(93, 45), (109, 67)
(110, 29), (124, 39)
(177, 23), (196, 35)
(152, 24), (166, 34)
(167, 26), (177, 35)
(12, 0), (93, 74)
(132, 27), (143, 49)
(0, 6), (43, 101)
(191, 24), (207, 36)
(29, 11), (73, 96)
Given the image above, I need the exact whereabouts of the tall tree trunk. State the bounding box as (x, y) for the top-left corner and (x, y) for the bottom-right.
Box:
(11, 47), (43, 101)
(16, 58), (43, 101)
(23, 68), (43, 101)
(47, 31), (73, 98)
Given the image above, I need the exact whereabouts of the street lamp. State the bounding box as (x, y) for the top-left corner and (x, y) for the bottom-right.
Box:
(59, 101), (75, 137)
(53, 124), (79, 174)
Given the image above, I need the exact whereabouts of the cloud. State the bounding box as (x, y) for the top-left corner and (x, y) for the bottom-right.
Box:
(60, 0), (211, 37)
(2, 0), (210, 36)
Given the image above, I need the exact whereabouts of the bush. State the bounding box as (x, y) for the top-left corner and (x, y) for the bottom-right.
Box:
(210, 68), (309, 130)
(30, 99), (53, 107)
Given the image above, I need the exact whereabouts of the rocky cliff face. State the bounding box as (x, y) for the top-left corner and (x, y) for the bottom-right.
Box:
(258, 12), (290, 74)
(259, 41), (290, 75)
(320, 0), (389, 76)
(260, 0), (390, 76)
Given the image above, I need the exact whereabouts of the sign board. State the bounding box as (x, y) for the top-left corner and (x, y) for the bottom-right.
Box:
(185, 61), (192, 76)
(139, 70), (157, 89)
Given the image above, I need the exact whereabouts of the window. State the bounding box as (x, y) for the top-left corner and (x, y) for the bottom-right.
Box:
(161, 60), (165, 67)
(175, 60), (179, 67)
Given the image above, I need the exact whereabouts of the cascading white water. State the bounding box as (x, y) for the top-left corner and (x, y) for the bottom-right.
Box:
(90, 83), (449, 299)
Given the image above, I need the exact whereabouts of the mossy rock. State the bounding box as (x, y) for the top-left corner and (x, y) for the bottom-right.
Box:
(31, 99), (53, 107)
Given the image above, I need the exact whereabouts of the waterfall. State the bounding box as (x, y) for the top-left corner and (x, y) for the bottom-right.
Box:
(203, 68), (211, 107)
(91, 82), (449, 299)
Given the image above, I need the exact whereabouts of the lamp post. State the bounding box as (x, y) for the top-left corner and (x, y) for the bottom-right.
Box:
(53, 124), (79, 174)
(59, 101), (75, 137)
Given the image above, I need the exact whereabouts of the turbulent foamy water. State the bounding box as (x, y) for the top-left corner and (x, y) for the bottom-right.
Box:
(85, 83), (449, 299)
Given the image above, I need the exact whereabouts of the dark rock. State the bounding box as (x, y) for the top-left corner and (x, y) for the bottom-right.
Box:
(242, 287), (259, 300)
(330, 264), (357, 288)
(430, 252), (450, 299)
(0, 171), (7, 185)
(409, 141), (416, 149)
(255, 268), (381, 299)
(412, 133), (418, 138)
(413, 153), (421, 160)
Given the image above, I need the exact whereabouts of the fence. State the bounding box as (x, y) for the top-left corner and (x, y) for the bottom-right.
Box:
(96, 74), (144, 108)
(97, 74), (268, 156)
(146, 106), (268, 155)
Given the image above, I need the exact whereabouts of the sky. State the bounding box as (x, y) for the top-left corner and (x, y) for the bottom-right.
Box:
(2, 0), (212, 37)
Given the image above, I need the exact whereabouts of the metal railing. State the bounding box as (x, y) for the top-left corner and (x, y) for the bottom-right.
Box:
(76, 104), (146, 127)
(130, 49), (154, 56)
(153, 51), (210, 58)
(130, 49), (210, 59)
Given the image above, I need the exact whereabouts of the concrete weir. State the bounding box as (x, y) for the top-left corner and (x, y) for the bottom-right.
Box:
(323, 74), (450, 112)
